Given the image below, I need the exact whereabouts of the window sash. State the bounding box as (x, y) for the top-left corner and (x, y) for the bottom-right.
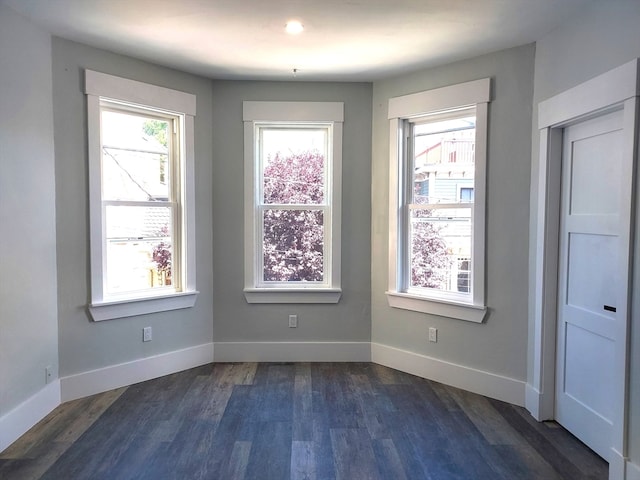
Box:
(257, 204), (331, 287)
(402, 113), (477, 300)
(254, 122), (333, 288)
(257, 124), (331, 207)
(405, 205), (473, 300)
(97, 101), (183, 300)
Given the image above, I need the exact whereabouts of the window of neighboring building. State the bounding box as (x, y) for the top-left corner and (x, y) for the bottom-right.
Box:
(243, 101), (343, 303)
(459, 186), (474, 203)
(387, 79), (490, 323)
(85, 70), (198, 321)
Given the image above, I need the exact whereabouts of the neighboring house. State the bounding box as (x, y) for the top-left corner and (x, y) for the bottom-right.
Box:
(414, 128), (475, 292)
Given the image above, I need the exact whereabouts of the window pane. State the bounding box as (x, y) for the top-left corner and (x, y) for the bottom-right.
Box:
(105, 205), (173, 294)
(101, 110), (170, 201)
(412, 114), (475, 205)
(409, 207), (471, 293)
(263, 209), (324, 282)
(261, 128), (327, 205)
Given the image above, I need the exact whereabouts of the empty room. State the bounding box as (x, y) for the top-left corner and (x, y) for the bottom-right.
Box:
(1, 0), (639, 479)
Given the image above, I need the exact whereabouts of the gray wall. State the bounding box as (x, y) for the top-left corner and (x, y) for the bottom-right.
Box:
(51, 38), (214, 376)
(0, 6), (59, 414)
(211, 81), (372, 343)
(528, 0), (640, 465)
(371, 44), (535, 381)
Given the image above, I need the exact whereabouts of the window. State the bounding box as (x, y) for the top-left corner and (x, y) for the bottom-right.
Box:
(243, 101), (343, 303)
(459, 187), (474, 203)
(387, 79), (489, 322)
(85, 70), (197, 321)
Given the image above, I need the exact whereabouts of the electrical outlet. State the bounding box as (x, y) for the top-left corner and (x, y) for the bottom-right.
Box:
(288, 314), (298, 328)
(143, 326), (152, 342)
(429, 327), (438, 343)
(45, 365), (53, 384)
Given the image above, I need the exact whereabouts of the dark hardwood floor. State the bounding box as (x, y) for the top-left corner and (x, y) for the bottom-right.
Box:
(0, 363), (607, 480)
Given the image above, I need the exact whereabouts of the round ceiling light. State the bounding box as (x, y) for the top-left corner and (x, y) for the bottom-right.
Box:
(285, 20), (304, 35)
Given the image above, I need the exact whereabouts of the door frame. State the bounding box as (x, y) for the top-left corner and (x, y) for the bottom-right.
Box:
(528, 58), (639, 480)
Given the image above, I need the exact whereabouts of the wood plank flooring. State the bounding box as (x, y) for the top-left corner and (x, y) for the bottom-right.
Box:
(0, 363), (608, 480)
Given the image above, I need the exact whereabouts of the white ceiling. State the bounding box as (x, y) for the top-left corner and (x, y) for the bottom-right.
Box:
(3, 0), (596, 81)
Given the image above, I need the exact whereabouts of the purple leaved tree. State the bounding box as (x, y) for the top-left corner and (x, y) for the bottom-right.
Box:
(262, 150), (324, 282)
(152, 225), (172, 285)
(410, 186), (449, 289)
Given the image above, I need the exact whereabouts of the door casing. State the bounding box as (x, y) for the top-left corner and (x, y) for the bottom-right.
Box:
(528, 58), (640, 480)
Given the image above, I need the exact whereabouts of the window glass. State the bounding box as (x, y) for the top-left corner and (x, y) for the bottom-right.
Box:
(262, 209), (324, 282)
(408, 109), (475, 296)
(104, 205), (173, 293)
(261, 128), (327, 205)
(257, 125), (330, 286)
(411, 113), (475, 205)
(101, 110), (170, 202)
(100, 103), (177, 297)
(409, 207), (472, 293)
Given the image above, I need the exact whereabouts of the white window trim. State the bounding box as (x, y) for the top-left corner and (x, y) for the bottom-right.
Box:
(387, 78), (490, 323)
(85, 70), (198, 321)
(243, 101), (343, 304)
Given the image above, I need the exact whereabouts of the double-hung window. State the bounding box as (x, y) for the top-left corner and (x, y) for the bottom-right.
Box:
(243, 101), (343, 303)
(387, 79), (490, 322)
(85, 70), (197, 321)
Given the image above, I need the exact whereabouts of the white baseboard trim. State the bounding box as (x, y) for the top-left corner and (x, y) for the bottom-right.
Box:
(525, 384), (542, 419)
(0, 380), (61, 453)
(625, 459), (640, 480)
(610, 450), (640, 480)
(610, 448), (626, 480)
(213, 341), (371, 362)
(60, 343), (214, 402)
(371, 342), (526, 406)
(525, 383), (554, 421)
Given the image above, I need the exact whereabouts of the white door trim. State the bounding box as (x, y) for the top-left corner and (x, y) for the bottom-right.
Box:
(529, 58), (640, 479)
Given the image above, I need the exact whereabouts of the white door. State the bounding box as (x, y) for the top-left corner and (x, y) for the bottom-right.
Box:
(556, 109), (629, 461)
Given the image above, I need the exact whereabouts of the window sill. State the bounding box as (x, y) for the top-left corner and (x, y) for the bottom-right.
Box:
(386, 291), (487, 323)
(89, 291), (199, 321)
(244, 288), (341, 304)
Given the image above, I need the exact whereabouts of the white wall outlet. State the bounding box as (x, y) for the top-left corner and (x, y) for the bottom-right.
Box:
(429, 327), (438, 343)
(143, 326), (152, 342)
(288, 314), (298, 328)
(45, 365), (53, 384)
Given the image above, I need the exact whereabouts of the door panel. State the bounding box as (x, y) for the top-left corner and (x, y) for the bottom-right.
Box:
(566, 232), (617, 325)
(556, 109), (625, 461)
(564, 322), (615, 421)
(569, 130), (621, 215)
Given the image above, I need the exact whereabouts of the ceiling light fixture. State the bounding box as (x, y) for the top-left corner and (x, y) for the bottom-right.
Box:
(285, 20), (304, 35)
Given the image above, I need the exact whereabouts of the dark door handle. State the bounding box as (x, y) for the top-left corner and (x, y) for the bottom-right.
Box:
(604, 305), (616, 313)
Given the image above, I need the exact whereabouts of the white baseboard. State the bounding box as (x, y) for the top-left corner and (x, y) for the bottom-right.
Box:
(525, 384), (542, 419)
(371, 342), (526, 406)
(0, 380), (61, 453)
(60, 343), (214, 402)
(625, 459), (640, 480)
(213, 341), (371, 362)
